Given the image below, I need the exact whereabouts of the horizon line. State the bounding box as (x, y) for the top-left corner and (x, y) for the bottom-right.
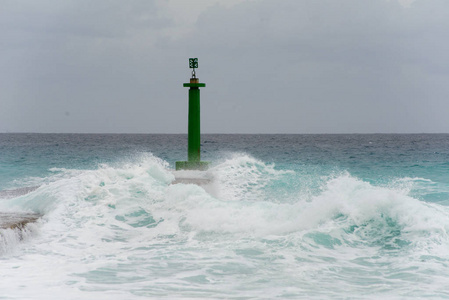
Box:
(1, 132), (448, 135)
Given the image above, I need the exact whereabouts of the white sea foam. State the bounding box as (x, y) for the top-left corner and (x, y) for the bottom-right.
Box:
(209, 153), (293, 202)
(1, 153), (449, 298)
(0, 223), (39, 255)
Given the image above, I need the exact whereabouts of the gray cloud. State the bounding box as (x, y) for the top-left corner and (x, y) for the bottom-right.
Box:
(188, 0), (449, 133)
(1, 0), (448, 133)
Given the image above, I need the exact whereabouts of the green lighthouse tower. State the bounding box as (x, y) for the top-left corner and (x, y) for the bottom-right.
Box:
(176, 58), (209, 171)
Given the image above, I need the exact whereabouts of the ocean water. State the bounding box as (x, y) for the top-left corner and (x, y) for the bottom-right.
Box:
(1, 133), (449, 299)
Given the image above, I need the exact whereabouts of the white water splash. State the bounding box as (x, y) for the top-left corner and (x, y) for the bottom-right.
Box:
(1, 154), (449, 299)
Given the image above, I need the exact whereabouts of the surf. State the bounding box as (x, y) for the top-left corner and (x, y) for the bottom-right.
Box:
(1, 152), (449, 298)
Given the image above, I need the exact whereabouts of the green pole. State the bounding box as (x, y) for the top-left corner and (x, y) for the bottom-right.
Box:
(188, 84), (201, 162)
(176, 58), (209, 171)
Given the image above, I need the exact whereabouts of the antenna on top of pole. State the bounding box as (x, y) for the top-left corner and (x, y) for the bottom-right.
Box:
(189, 58), (198, 79)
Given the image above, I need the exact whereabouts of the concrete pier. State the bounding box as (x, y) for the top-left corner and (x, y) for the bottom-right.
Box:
(171, 170), (216, 195)
(172, 170), (212, 185)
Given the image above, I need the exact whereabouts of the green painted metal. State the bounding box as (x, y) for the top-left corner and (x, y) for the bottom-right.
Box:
(176, 59), (210, 171)
(189, 58), (198, 69)
(188, 86), (201, 162)
(175, 161), (209, 171)
(183, 83), (205, 88)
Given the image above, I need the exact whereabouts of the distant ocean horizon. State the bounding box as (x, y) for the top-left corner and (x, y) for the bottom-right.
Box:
(1, 133), (449, 299)
(3, 131), (449, 134)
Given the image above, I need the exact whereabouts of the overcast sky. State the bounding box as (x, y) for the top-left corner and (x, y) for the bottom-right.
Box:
(1, 0), (448, 133)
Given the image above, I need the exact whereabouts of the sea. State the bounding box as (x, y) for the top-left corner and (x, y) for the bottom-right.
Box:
(1, 133), (449, 299)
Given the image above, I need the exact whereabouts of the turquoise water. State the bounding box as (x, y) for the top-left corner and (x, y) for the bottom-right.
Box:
(1, 134), (449, 299)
